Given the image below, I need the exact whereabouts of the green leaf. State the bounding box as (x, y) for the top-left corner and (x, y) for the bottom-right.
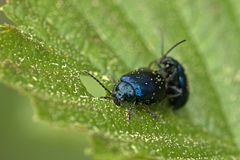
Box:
(0, 0), (240, 159)
(175, 0), (240, 148)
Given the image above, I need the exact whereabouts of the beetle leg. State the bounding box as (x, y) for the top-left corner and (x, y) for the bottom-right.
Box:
(167, 86), (183, 98)
(148, 60), (159, 68)
(145, 107), (158, 120)
(127, 101), (140, 123)
(127, 107), (133, 122)
(100, 96), (112, 100)
(127, 106), (139, 122)
(127, 100), (135, 122)
(166, 68), (178, 83)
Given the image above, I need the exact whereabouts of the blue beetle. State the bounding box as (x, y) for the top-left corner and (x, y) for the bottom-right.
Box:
(149, 39), (189, 109)
(84, 68), (167, 120)
(84, 68), (166, 105)
(112, 68), (166, 106)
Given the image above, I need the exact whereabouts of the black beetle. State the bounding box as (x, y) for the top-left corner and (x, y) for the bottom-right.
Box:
(149, 38), (189, 110)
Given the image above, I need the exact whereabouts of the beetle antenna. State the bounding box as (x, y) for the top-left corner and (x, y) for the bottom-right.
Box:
(83, 71), (112, 95)
(163, 40), (186, 57)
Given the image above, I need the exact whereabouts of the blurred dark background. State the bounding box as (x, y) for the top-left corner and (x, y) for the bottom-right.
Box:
(0, 0), (91, 159)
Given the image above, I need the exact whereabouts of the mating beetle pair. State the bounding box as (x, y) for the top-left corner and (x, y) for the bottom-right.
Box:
(85, 37), (189, 119)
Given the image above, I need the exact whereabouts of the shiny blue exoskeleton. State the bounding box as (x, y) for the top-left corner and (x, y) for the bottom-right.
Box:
(150, 39), (189, 110)
(112, 68), (166, 106)
(84, 68), (166, 106)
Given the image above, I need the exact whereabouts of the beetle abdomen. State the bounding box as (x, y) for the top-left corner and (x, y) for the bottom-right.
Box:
(120, 68), (166, 105)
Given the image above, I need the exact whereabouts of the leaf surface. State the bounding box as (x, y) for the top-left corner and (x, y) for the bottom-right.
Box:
(1, 0), (240, 159)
